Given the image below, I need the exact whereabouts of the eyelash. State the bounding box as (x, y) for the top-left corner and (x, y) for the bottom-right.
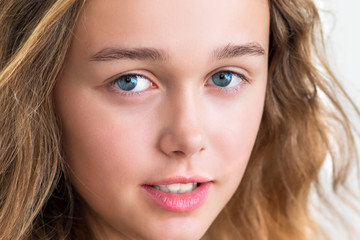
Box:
(205, 71), (249, 94)
(109, 74), (154, 97)
(109, 70), (249, 96)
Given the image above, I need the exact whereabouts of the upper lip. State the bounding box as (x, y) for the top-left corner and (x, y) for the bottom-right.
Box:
(144, 175), (213, 186)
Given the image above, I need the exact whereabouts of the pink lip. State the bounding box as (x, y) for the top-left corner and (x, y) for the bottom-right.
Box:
(145, 176), (211, 185)
(142, 176), (212, 212)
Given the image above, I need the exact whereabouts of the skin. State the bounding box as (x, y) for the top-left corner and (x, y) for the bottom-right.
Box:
(54, 0), (269, 239)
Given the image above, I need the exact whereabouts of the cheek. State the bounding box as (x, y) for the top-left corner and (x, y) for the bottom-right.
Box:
(55, 90), (154, 199)
(206, 86), (266, 183)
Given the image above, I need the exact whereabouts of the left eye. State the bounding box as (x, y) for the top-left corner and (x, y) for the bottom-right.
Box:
(114, 74), (151, 92)
(207, 71), (245, 87)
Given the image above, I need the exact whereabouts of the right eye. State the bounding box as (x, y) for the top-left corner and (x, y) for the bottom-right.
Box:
(113, 74), (152, 92)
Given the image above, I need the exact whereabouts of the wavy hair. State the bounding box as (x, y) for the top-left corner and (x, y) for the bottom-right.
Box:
(0, 0), (358, 239)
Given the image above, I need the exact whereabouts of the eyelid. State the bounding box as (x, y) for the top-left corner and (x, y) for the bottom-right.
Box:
(106, 69), (159, 84)
(203, 68), (251, 96)
(205, 68), (250, 87)
(108, 71), (158, 95)
(205, 67), (250, 83)
(106, 67), (250, 97)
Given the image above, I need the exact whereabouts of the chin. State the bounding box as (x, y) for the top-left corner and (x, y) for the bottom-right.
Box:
(138, 217), (211, 240)
(146, 229), (207, 240)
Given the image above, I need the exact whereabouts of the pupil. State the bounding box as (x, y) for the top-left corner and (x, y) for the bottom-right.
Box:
(219, 74), (225, 80)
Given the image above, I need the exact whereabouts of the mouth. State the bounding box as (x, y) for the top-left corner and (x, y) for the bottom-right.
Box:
(150, 182), (199, 194)
(142, 176), (212, 212)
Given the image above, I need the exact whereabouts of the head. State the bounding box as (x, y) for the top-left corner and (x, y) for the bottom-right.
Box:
(0, 0), (356, 240)
(53, 0), (268, 239)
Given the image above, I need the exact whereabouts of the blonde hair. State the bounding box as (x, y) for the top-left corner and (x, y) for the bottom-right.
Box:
(0, 0), (84, 239)
(0, 0), (358, 239)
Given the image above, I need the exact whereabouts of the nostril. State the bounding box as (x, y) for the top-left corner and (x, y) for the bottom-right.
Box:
(170, 146), (206, 158)
(173, 150), (185, 157)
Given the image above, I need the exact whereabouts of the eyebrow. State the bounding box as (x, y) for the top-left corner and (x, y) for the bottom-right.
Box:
(213, 43), (266, 60)
(89, 42), (265, 62)
(90, 47), (169, 62)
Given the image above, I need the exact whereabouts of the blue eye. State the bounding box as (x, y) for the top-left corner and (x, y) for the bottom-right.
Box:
(209, 71), (245, 87)
(115, 74), (151, 92)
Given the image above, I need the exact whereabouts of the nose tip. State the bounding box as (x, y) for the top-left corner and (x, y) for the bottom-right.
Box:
(159, 129), (206, 158)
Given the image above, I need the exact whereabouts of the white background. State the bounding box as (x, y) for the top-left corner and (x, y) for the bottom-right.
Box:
(314, 0), (360, 239)
(316, 0), (360, 105)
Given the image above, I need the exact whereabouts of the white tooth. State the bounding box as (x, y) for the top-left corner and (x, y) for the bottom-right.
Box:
(178, 183), (195, 193)
(166, 183), (180, 193)
(159, 185), (169, 193)
(155, 183), (199, 193)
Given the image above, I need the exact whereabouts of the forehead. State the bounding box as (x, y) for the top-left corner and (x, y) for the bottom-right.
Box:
(73, 0), (270, 57)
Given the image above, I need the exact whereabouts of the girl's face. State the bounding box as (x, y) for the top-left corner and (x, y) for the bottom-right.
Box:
(54, 0), (269, 239)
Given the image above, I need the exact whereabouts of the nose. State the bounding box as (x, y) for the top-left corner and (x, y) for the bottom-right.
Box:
(158, 90), (206, 158)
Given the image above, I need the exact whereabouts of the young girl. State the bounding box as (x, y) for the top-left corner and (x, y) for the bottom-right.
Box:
(0, 0), (358, 239)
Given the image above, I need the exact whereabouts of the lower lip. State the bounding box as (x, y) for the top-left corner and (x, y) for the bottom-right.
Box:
(142, 182), (211, 212)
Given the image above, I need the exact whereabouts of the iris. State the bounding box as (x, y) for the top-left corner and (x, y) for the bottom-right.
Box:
(116, 75), (138, 91)
(211, 72), (233, 87)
